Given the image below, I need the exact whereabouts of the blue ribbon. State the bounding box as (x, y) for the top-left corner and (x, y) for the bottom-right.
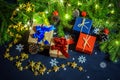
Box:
(33, 25), (55, 44)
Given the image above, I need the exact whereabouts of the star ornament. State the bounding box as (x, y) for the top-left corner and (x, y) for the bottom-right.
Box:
(39, 67), (46, 75)
(78, 66), (83, 71)
(78, 18), (89, 32)
(29, 61), (35, 67)
(71, 62), (77, 68)
(16, 44), (24, 52)
(53, 66), (59, 72)
(4, 53), (10, 58)
(16, 61), (22, 67)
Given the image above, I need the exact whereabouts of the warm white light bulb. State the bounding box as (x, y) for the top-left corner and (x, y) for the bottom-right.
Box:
(65, 14), (70, 19)
(60, 0), (63, 3)
(111, 10), (115, 14)
(115, 40), (119, 45)
(95, 4), (99, 9)
(45, 10), (48, 14)
(16, 8), (19, 11)
(27, 21), (30, 25)
(24, 24), (27, 27)
(78, 1), (82, 6)
(68, 3), (71, 6)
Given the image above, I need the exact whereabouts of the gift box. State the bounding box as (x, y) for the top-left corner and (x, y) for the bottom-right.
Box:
(76, 32), (96, 54)
(28, 25), (55, 46)
(49, 37), (70, 59)
(73, 17), (92, 34)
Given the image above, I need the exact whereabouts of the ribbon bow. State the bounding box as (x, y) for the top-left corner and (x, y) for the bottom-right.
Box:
(32, 25), (55, 44)
(78, 18), (89, 32)
(82, 35), (91, 51)
(51, 37), (70, 58)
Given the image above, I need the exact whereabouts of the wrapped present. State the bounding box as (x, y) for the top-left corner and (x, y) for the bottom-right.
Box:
(28, 25), (55, 46)
(73, 17), (92, 34)
(76, 32), (96, 54)
(49, 37), (70, 59)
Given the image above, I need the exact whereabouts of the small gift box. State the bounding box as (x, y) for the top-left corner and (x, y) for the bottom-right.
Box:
(49, 37), (70, 59)
(76, 32), (96, 54)
(73, 17), (92, 34)
(28, 25), (55, 45)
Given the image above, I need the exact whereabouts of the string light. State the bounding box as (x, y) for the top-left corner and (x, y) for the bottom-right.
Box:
(115, 40), (119, 45)
(106, 21), (109, 24)
(65, 14), (70, 20)
(24, 24), (27, 28)
(33, 19), (36, 22)
(110, 9), (115, 14)
(77, 1), (82, 6)
(45, 10), (48, 14)
(68, 3), (71, 6)
(16, 8), (20, 11)
(108, 3), (114, 7)
(95, 4), (99, 9)
(60, 0), (63, 3)
(27, 21), (30, 25)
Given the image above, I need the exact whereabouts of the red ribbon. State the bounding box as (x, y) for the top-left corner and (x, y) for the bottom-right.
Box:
(51, 37), (70, 58)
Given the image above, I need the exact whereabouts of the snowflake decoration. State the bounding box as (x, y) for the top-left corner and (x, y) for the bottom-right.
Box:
(100, 62), (107, 68)
(16, 44), (24, 52)
(78, 55), (86, 63)
(50, 58), (59, 67)
(93, 28), (100, 34)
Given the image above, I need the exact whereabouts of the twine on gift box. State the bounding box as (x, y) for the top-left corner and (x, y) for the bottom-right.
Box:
(77, 18), (90, 32)
(82, 35), (91, 51)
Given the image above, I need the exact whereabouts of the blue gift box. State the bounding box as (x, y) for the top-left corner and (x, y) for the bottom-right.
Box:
(73, 17), (92, 34)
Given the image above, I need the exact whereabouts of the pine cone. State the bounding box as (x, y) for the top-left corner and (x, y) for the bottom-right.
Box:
(29, 44), (39, 54)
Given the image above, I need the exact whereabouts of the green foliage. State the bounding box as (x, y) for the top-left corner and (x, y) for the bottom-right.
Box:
(0, 0), (17, 45)
(100, 32), (120, 62)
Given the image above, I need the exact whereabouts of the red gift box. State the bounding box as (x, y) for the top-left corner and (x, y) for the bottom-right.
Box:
(76, 32), (96, 54)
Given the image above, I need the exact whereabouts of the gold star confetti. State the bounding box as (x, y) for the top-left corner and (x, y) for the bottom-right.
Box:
(16, 34), (22, 38)
(29, 61), (35, 67)
(6, 48), (10, 52)
(21, 53), (29, 59)
(24, 66), (28, 69)
(34, 71), (38, 76)
(61, 64), (65, 68)
(16, 61), (22, 67)
(9, 57), (14, 61)
(4, 53), (10, 58)
(53, 66), (59, 72)
(34, 64), (40, 70)
(67, 62), (70, 66)
(15, 56), (19, 59)
(19, 66), (23, 71)
(71, 62), (77, 68)
(8, 43), (13, 48)
(78, 66), (83, 71)
(13, 38), (18, 44)
(26, 7), (32, 12)
(47, 69), (52, 72)
(39, 67), (46, 75)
